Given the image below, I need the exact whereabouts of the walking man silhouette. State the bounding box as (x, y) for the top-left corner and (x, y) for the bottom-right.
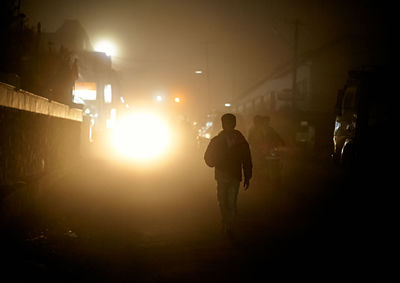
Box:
(204, 113), (252, 238)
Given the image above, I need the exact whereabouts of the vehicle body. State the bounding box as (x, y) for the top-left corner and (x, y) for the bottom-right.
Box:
(332, 67), (391, 167)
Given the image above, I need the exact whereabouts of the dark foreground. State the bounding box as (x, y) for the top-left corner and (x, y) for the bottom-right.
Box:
(1, 148), (397, 282)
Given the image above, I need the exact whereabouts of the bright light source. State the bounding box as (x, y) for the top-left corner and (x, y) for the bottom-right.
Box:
(195, 70), (203, 74)
(154, 91), (166, 103)
(111, 112), (171, 161)
(120, 97), (125, 103)
(94, 40), (117, 57)
(174, 97), (180, 103)
(104, 84), (112, 103)
(224, 103), (231, 107)
(89, 118), (95, 142)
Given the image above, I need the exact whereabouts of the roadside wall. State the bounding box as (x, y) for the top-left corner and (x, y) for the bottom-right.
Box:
(0, 82), (82, 187)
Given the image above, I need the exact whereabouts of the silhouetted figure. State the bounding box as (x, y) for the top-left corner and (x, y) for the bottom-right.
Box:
(204, 113), (252, 239)
(262, 116), (285, 151)
(248, 115), (285, 185)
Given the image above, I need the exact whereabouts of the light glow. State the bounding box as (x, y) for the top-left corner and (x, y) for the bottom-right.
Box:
(106, 108), (117, 129)
(73, 82), (97, 101)
(94, 40), (117, 57)
(111, 111), (171, 161)
(104, 84), (112, 103)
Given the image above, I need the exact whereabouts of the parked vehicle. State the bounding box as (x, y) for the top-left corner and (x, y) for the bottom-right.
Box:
(332, 66), (391, 168)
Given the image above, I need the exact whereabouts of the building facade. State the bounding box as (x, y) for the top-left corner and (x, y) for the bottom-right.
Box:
(232, 36), (389, 150)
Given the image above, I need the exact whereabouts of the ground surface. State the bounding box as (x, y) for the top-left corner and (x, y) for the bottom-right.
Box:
(1, 147), (397, 282)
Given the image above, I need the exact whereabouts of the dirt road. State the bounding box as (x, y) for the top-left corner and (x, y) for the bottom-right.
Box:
(1, 149), (396, 282)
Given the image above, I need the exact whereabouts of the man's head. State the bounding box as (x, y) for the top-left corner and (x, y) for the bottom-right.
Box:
(221, 113), (236, 131)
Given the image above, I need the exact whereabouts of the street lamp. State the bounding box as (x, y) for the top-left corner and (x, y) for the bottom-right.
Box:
(94, 40), (117, 57)
(154, 91), (165, 102)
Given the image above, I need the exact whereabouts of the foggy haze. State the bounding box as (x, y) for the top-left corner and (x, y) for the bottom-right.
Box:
(21, 0), (392, 114)
(1, 1), (396, 281)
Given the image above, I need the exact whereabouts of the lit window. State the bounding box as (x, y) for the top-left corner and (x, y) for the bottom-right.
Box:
(73, 82), (97, 102)
(104, 84), (112, 103)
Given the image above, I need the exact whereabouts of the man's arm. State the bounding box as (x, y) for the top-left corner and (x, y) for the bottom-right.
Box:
(204, 137), (219, 167)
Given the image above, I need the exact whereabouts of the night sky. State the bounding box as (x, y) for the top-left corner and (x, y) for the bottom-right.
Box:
(21, 0), (392, 113)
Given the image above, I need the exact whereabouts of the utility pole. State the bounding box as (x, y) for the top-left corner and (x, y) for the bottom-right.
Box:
(291, 19), (299, 112)
(205, 41), (211, 114)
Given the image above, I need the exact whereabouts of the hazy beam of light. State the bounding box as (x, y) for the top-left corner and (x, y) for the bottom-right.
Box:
(111, 111), (171, 162)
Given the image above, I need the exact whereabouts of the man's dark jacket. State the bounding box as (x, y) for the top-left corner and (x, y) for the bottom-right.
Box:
(204, 130), (252, 182)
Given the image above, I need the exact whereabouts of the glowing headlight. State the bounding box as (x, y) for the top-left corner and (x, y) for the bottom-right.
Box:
(111, 112), (171, 161)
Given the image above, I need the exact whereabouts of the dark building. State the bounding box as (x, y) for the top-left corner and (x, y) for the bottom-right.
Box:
(233, 36), (389, 151)
(40, 20), (124, 133)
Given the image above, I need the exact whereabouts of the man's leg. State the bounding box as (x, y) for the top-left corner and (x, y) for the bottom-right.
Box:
(217, 181), (229, 233)
(225, 180), (240, 235)
(217, 180), (240, 237)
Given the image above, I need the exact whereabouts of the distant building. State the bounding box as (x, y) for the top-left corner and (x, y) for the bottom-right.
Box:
(72, 50), (123, 131)
(232, 36), (389, 149)
(53, 20), (93, 52)
(41, 20), (124, 133)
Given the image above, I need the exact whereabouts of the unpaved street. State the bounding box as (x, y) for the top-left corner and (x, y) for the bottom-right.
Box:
(1, 149), (396, 282)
